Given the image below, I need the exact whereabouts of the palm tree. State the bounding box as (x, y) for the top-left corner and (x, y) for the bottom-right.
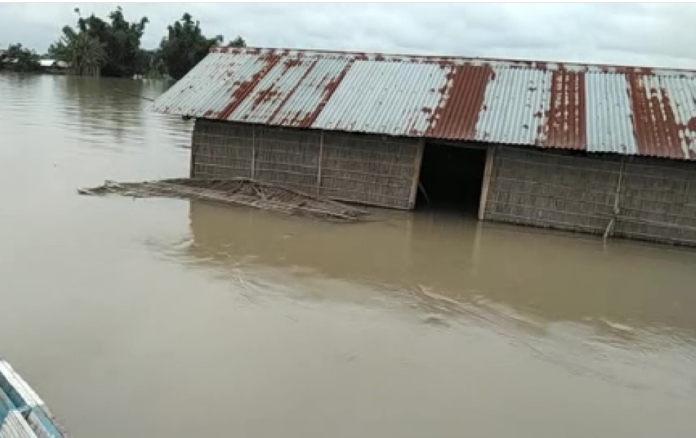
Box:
(49, 26), (106, 76)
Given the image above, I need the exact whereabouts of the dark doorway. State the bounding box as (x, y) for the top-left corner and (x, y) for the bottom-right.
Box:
(416, 143), (487, 215)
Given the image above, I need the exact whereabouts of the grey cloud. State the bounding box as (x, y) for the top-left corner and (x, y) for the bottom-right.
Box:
(0, 2), (695, 69)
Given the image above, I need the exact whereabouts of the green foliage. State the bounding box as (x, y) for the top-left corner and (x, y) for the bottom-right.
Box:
(136, 49), (166, 79)
(228, 36), (246, 48)
(38, 7), (246, 79)
(0, 43), (41, 72)
(49, 6), (148, 77)
(159, 13), (244, 80)
(49, 26), (106, 76)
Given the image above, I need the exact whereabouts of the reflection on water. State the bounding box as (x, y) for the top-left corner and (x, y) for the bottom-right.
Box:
(1, 73), (695, 438)
(181, 201), (696, 335)
(176, 201), (696, 394)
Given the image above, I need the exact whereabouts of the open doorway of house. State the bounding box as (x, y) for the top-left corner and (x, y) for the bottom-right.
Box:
(416, 142), (487, 216)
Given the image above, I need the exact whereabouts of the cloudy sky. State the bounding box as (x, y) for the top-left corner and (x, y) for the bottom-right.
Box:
(1, 2), (695, 69)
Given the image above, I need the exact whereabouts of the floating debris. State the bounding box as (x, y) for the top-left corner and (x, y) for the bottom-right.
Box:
(78, 178), (370, 222)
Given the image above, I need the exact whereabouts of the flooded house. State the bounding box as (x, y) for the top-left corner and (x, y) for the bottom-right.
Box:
(38, 59), (69, 74)
(151, 47), (696, 247)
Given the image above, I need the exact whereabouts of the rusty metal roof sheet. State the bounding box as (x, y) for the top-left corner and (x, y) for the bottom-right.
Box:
(152, 46), (696, 160)
(474, 67), (552, 145)
(314, 60), (447, 136)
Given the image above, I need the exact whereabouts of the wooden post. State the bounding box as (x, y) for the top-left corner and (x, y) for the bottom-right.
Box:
(189, 120), (198, 178)
(478, 145), (496, 220)
(317, 131), (324, 194)
(408, 139), (425, 210)
(251, 125), (256, 179)
(604, 157), (626, 242)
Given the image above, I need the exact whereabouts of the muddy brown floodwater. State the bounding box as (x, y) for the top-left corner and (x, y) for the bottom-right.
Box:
(1, 74), (696, 438)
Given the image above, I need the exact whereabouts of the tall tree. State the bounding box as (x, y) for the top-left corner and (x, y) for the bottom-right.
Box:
(159, 13), (243, 80)
(48, 7), (148, 77)
(49, 25), (106, 76)
(135, 48), (166, 78)
(101, 7), (149, 76)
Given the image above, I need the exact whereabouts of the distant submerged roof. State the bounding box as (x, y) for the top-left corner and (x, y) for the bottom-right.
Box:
(38, 59), (68, 68)
(152, 46), (696, 160)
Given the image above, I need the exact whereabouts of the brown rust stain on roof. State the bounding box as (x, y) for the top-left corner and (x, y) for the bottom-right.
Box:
(292, 58), (356, 128)
(686, 116), (696, 138)
(543, 70), (586, 149)
(245, 88), (283, 117)
(426, 64), (493, 139)
(627, 74), (684, 159)
(217, 53), (280, 120)
(686, 117), (696, 131)
(242, 56), (313, 118)
(282, 57), (303, 69)
(267, 58), (320, 125)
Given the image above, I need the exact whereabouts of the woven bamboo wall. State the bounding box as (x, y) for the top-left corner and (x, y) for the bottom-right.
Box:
(192, 120), (422, 209)
(319, 131), (422, 209)
(192, 121), (254, 179)
(483, 146), (696, 246)
(616, 158), (696, 245)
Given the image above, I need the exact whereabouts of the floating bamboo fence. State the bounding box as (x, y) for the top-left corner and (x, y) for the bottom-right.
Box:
(78, 178), (369, 222)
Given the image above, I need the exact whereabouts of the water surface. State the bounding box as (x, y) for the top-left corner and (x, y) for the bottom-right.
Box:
(1, 73), (695, 438)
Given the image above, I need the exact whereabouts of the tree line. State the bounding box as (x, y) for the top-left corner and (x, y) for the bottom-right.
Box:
(0, 7), (245, 80)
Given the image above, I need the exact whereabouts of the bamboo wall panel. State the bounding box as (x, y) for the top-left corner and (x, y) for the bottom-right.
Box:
(254, 126), (322, 193)
(319, 132), (421, 209)
(192, 120), (254, 179)
(615, 159), (696, 245)
(484, 147), (620, 234)
(192, 120), (421, 209)
(484, 146), (696, 246)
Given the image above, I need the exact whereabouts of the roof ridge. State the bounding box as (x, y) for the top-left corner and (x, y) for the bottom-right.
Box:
(209, 45), (696, 76)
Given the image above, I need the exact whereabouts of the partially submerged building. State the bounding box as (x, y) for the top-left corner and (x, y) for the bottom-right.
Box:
(152, 47), (696, 247)
(38, 59), (68, 73)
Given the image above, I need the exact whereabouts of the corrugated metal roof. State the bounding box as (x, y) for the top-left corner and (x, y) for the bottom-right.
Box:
(152, 46), (696, 160)
(314, 60), (446, 136)
(474, 67), (551, 145)
(585, 73), (638, 155)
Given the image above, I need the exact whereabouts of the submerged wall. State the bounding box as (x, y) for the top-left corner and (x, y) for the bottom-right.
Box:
(483, 146), (696, 246)
(190, 119), (696, 246)
(191, 120), (423, 209)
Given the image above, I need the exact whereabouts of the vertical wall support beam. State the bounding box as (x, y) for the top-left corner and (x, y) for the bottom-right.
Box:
(478, 145), (497, 220)
(189, 119), (198, 178)
(409, 139), (425, 210)
(251, 125), (256, 179)
(604, 156), (626, 242)
(317, 130), (325, 194)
